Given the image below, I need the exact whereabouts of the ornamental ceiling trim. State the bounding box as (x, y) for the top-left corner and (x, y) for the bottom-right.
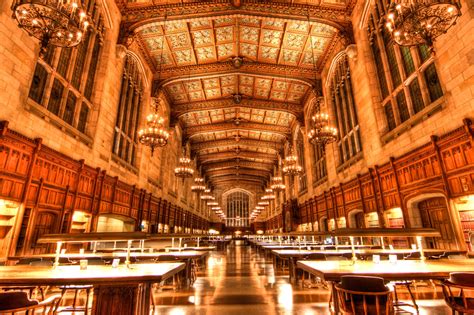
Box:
(153, 62), (319, 81)
(172, 99), (302, 117)
(186, 122), (290, 138)
(121, 7), (352, 32)
(199, 151), (276, 163)
(206, 169), (272, 178)
(203, 160), (274, 171)
(191, 138), (283, 152)
(208, 174), (270, 182)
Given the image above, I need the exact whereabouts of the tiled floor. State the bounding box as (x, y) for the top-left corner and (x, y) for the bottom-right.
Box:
(153, 241), (452, 314)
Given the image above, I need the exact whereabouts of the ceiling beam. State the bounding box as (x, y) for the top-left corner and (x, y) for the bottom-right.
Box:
(119, 3), (353, 30)
(191, 138), (283, 152)
(199, 151), (276, 163)
(172, 99), (302, 118)
(202, 160), (274, 171)
(206, 169), (271, 178)
(154, 62), (318, 81)
(186, 122), (290, 138)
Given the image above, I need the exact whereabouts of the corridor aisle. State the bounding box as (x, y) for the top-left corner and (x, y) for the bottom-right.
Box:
(152, 241), (451, 315)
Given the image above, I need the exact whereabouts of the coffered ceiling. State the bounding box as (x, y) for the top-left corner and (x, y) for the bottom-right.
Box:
(117, 0), (354, 198)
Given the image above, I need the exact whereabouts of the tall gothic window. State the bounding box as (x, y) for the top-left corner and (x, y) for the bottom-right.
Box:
(296, 133), (307, 193)
(367, 0), (443, 134)
(27, 0), (104, 136)
(311, 143), (327, 184)
(112, 55), (144, 166)
(226, 191), (249, 227)
(330, 55), (362, 165)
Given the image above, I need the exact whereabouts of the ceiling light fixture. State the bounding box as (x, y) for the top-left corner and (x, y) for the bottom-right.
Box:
(12, 0), (93, 55)
(385, 0), (461, 50)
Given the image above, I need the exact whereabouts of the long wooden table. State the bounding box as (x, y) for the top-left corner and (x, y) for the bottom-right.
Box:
(0, 263), (185, 315)
(297, 259), (474, 314)
(274, 248), (467, 283)
(8, 250), (209, 285)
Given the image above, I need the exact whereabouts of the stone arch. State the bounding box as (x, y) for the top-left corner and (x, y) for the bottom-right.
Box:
(347, 209), (364, 228)
(405, 192), (459, 249)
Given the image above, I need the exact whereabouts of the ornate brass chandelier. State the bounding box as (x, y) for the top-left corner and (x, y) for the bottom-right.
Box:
(262, 188), (275, 200)
(270, 176), (286, 192)
(307, 112), (338, 146)
(138, 99), (169, 155)
(385, 0), (462, 48)
(200, 188), (214, 200)
(282, 145), (303, 177)
(191, 177), (206, 193)
(174, 148), (194, 179)
(12, 0), (93, 55)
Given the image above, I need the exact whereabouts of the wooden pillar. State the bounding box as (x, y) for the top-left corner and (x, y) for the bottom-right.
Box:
(431, 135), (451, 197)
(390, 157), (411, 228)
(8, 130), (42, 257)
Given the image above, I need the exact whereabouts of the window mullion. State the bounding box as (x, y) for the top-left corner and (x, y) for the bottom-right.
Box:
(78, 33), (97, 93)
(374, 28), (395, 92)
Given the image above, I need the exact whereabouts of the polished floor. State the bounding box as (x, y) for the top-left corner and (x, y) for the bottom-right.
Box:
(153, 241), (452, 315)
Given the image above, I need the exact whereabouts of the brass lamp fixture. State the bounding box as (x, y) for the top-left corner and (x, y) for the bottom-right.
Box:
(191, 177), (206, 193)
(307, 112), (338, 146)
(385, 0), (462, 49)
(138, 99), (169, 156)
(174, 147), (194, 179)
(282, 145), (303, 177)
(11, 0), (93, 55)
(261, 188), (275, 200)
(270, 176), (286, 192)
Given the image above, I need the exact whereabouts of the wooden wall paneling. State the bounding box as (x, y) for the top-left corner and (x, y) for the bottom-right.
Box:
(390, 157), (410, 227)
(339, 184), (347, 223)
(431, 136), (451, 197)
(59, 185), (71, 233)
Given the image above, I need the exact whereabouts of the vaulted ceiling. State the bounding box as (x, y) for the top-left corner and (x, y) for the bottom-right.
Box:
(116, 0), (355, 195)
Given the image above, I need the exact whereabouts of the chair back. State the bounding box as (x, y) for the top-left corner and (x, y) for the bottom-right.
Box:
(336, 275), (393, 315)
(442, 272), (474, 314)
(0, 292), (38, 311)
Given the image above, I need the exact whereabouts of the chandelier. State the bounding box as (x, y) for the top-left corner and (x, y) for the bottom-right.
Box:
(191, 177), (206, 193)
(307, 112), (338, 146)
(174, 148), (194, 179)
(12, 0), (93, 55)
(207, 202), (218, 206)
(138, 100), (169, 155)
(200, 189), (214, 200)
(262, 188), (275, 200)
(385, 0), (462, 48)
(270, 176), (286, 192)
(258, 201), (270, 206)
(282, 146), (303, 177)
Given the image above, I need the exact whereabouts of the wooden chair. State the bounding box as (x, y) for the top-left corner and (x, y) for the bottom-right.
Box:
(442, 272), (474, 315)
(0, 291), (61, 315)
(335, 275), (394, 315)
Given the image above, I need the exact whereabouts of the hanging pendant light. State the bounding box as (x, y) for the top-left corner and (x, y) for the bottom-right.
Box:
(262, 188), (275, 200)
(385, 0), (461, 49)
(138, 99), (169, 156)
(307, 112), (338, 146)
(191, 177), (206, 193)
(282, 145), (303, 177)
(12, 0), (93, 55)
(174, 147), (194, 179)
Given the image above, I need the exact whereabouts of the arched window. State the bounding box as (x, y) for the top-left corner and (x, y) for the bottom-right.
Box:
(296, 132), (307, 193)
(112, 54), (144, 166)
(27, 0), (104, 136)
(367, 0), (443, 134)
(226, 191), (250, 227)
(329, 55), (362, 165)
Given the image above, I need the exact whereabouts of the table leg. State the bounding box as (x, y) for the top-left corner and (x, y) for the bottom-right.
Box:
(92, 283), (148, 315)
